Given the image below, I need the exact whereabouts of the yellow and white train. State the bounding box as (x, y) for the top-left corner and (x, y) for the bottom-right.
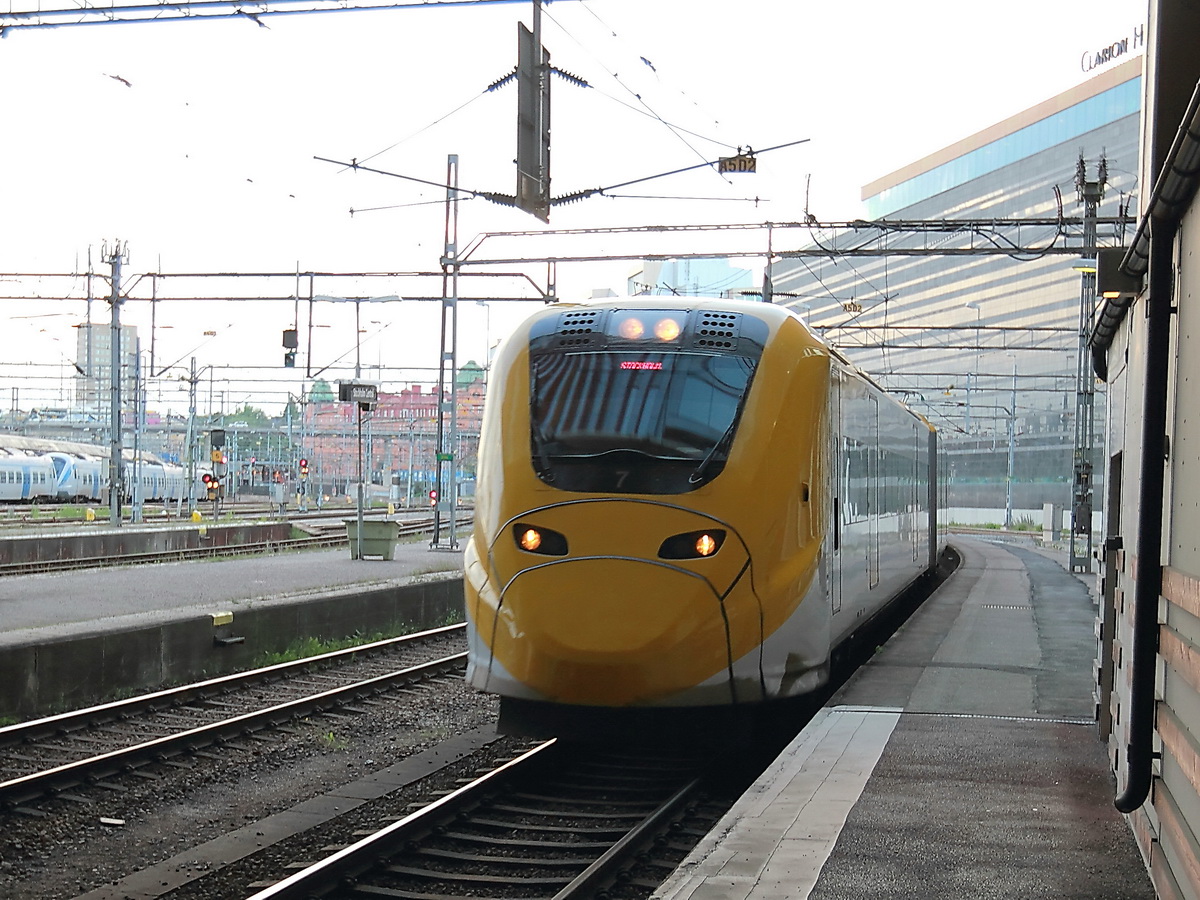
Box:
(464, 297), (942, 728)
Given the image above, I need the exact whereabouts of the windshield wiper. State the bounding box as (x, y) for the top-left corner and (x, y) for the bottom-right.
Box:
(688, 372), (755, 485)
(689, 414), (740, 485)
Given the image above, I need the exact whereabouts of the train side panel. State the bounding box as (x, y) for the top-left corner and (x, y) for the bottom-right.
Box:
(829, 363), (934, 649)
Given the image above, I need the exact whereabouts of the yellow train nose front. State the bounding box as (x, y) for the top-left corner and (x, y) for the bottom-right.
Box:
(478, 499), (757, 706)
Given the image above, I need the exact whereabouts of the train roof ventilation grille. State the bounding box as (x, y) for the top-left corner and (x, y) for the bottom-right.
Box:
(692, 311), (742, 350)
(555, 310), (602, 348)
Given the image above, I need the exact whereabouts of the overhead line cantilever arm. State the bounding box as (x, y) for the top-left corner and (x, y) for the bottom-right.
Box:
(312, 156), (518, 207)
(550, 138), (813, 207)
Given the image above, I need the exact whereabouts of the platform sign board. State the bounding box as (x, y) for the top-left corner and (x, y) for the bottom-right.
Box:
(339, 382), (378, 405)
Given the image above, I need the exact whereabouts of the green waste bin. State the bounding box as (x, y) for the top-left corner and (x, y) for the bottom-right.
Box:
(345, 518), (400, 560)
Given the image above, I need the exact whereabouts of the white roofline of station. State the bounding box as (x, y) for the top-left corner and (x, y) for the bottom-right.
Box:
(861, 56), (1144, 203)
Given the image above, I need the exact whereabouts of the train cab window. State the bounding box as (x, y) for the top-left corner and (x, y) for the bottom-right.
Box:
(529, 351), (757, 493)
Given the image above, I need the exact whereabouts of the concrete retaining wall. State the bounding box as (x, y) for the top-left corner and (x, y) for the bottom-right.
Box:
(0, 522), (294, 566)
(0, 576), (464, 719)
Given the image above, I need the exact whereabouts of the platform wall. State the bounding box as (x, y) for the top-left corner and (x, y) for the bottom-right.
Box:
(0, 576), (464, 719)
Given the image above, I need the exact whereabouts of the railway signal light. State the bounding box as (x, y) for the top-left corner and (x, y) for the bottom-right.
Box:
(429, 488), (438, 507)
(299, 458), (309, 478)
(282, 328), (298, 367)
(202, 472), (220, 500)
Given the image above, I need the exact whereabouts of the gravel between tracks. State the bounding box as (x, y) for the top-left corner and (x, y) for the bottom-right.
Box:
(0, 675), (502, 900)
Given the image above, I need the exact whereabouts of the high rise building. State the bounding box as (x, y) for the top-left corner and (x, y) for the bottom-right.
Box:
(768, 55), (1142, 523)
(74, 323), (141, 419)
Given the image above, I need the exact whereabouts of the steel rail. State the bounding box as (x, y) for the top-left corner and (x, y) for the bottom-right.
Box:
(244, 739), (561, 899)
(0, 643), (466, 806)
(0, 623), (464, 744)
(245, 740), (708, 900)
(550, 776), (702, 899)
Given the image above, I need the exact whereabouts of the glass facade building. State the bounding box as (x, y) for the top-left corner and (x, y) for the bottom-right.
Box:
(769, 58), (1142, 523)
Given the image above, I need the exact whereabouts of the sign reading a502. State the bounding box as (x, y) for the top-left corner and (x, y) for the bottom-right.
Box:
(718, 153), (757, 174)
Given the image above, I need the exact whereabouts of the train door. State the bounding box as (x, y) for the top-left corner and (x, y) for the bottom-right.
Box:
(831, 372), (843, 616)
(868, 395), (880, 588)
(912, 425), (921, 562)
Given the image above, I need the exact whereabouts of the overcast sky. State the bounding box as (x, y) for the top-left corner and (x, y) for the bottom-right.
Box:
(0, 0), (1145, 412)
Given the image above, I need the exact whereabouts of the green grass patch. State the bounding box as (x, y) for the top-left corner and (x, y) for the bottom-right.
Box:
(252, 614), (464, 668)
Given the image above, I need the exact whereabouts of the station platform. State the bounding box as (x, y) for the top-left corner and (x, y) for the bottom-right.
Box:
(653, 536), (1156, 900)
(0, 537), (463, 650)
(0, 536), (466, 717)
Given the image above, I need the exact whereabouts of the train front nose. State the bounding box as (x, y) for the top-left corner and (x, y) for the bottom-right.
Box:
(473, 501), (756, 706)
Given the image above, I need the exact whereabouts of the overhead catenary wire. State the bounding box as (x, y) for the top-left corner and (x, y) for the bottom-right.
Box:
(538, 1), (723, 176)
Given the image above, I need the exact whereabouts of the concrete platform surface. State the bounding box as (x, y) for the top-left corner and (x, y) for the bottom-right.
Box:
(654, 537), (1155, 900)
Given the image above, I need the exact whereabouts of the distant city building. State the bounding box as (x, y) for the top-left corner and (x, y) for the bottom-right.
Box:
(74, 323), (141, 417)
(628, 258), (754, 298)
(301, 373), (486, 502)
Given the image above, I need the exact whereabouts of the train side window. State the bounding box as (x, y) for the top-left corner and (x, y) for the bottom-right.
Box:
(843, 437), (869, 524)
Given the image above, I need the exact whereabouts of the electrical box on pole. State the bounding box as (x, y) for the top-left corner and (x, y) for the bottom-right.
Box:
(516, 13), (550, 222)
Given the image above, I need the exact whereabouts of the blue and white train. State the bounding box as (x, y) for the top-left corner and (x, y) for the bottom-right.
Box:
(46, 452), (106, 502)
(0, 450), (57, 502)
(0, 444), (194, 504)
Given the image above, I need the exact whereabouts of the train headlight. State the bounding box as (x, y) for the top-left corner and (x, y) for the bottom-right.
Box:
(658, 529), (726, 560)
(653, 317), (682, 341)
(611, 311), (684, 342)
(513, 523), (568, 556)
(519, 528), (541, 551)
(617, 317), (646, 340)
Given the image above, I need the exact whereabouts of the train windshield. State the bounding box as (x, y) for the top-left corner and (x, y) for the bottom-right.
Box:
(530, 350), (756, 493)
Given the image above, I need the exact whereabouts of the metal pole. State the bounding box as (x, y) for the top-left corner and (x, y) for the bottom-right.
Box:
(107, 242), (124, 527)
(1070, 155), (1104, 572)
(1005, 367), (1016, 529)
(132, 351), (143, 524)
(186, 357), (197, 515)
(407, 421), (415, 509)
(432, 154), (461, 551)
(356, 403), (364, 560)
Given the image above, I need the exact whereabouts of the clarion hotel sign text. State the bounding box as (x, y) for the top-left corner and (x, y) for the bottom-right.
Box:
(1082, 24), (1145, 72)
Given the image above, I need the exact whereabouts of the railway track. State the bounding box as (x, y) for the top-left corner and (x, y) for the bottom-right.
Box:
(245, 738), (726, 900)
(0, 501), (473, 529)
(0, 513), (472, 576)
(0, 624), (467, 810)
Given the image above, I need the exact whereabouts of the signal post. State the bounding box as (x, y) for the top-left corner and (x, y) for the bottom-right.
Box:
(206, 428), (226, 518)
